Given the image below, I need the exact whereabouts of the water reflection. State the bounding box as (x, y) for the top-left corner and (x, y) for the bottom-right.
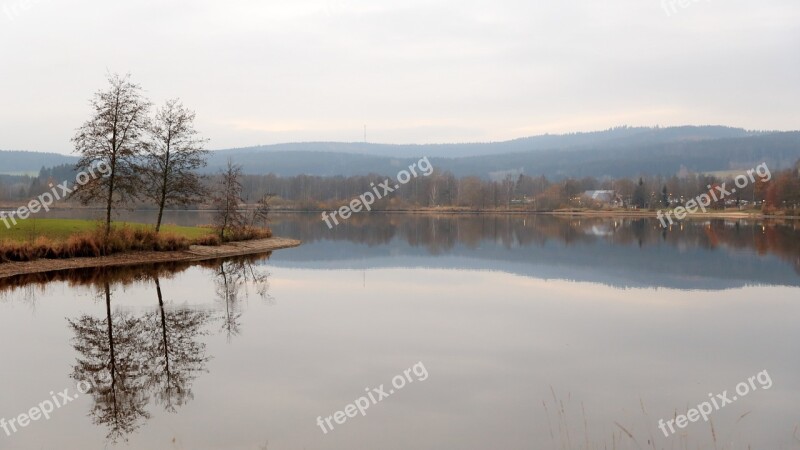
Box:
(33, 210), (800, 287)
(69, 282), (151, 441)
(146, 277), (211, 412)
(268, 213), (800, 289)
(0, 254), (272, 295)
(0, 213), (798, 448)
(215, 259), (271, 340)
(51, 257), (271, 442)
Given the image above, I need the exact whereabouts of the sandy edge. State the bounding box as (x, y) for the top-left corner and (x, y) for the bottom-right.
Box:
(0, 237), (301, 280)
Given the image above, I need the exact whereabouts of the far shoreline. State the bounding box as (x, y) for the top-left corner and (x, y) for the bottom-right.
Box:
(4, 204), (799, 222)
(270, 207), (800, 221)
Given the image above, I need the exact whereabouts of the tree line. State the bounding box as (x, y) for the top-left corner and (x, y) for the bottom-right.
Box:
(5, 159), (800, 215)
(233, 163), (800, 213)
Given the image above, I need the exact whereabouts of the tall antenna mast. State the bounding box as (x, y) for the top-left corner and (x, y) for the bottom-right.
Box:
(364, 124), (367, 143)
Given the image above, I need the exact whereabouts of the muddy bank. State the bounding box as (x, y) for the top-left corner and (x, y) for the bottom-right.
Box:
(0, 237), (301, 280)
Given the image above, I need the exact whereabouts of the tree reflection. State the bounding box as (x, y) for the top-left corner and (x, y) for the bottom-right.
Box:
(68, 282), (150, 441)
(69, 272), (217, 441)
(215, 258), (271, 340)
(142, 277), (211, 412)
(268, 213), (800, 266)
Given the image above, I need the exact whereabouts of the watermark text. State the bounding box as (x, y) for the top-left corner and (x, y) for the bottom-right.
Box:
(321, 157), (433, 229)
(658, 369), (773, 437)
(316, 361), (429, 434)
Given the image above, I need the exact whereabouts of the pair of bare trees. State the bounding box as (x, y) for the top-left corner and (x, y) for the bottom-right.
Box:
(72, 73), (208, 236)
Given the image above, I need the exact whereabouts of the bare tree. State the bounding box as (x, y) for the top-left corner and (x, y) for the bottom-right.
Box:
(213, 160), (245, 240)
(143, 99), (209, 232)
(72, 73), (151, 237)
(248, 193), (275, 228)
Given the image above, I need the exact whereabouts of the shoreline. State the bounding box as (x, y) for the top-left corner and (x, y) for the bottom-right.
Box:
(4, 205), (798, 221)
(273, 208), (800, 221)
(0, 237), (301, 280)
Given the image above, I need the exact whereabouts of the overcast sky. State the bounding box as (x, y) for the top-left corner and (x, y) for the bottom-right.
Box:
(0, 0), (798, 153)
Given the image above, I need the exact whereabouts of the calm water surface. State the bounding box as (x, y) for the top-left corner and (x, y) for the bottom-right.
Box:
(1, 212), (799, 449)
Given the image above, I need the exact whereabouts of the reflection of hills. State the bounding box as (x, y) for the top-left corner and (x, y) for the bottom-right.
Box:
(268, 214), (800, 290)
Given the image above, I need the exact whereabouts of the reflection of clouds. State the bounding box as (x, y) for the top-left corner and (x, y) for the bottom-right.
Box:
(589, 224), (614, 236)
(270, 266), (800, 447)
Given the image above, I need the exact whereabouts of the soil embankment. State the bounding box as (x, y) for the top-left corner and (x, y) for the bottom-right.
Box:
(0, 237), (301, 279)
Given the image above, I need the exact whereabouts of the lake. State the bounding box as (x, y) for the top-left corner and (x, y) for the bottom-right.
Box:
(1, 211), (799, 449)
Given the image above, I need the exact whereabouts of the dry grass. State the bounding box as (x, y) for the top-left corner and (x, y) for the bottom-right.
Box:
(188, 225), (271, 244)
(0, 221), (274, 263)
(224, 226), (272, 242)
(0, 225), (192, 262)
(193, 234), (222, 246)
(195, 224), (272, 243)
(542, 389), (759, 450)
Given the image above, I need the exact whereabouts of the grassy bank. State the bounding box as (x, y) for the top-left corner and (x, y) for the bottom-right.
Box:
(0, 218), (271, 262)
(0, 218), (211, 242)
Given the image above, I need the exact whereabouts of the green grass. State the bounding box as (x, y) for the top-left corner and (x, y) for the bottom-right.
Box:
(0, 218), (212, 243)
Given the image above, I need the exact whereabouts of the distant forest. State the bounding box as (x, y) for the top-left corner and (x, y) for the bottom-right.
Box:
(4, 127), (800, 180)
(3, 160), (799, 213)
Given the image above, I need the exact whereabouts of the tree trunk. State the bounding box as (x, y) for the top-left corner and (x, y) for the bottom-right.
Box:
(105, 181), (113, 237)
(104, 283), (117, 395)
(155, 146), (171, 233)
(105, 165), (116, 246)
(156, 278), (170, 380)
(220, 209), (227, 239)
(155, 207), (164, 233)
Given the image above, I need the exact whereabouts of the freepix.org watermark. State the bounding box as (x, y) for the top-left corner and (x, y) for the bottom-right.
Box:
(0, 162), (110, 229)
(1, 375), (106, 438)
(1, 0), (43, 22)
(321, 157), (433, 229)
(661, 0), (711, 17)
(657, 163), (772, 228)
(657, 369), (773, 438)
(316, 361), (429, 434)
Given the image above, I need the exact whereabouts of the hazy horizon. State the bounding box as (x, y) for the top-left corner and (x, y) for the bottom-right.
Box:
(2, 124), (798, 156)
(1, 0), (798, 153)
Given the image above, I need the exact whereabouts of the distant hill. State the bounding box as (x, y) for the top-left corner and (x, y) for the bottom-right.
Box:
(438, 131), (800, 179)
(0, 150), (77, 175)
(212, 125), (759, 159)
(3, 126), (799, 179)
(205, 126), (800, 179)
